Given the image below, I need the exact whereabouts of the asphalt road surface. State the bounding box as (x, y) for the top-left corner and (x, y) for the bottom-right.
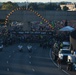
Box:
(0, 43), (67, 75)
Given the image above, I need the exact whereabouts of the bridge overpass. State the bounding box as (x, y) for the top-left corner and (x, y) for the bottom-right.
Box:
(0, 10), (76, 21)
(0, 10), (76, 31)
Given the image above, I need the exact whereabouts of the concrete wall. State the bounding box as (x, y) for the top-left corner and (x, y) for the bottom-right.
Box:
(0, 10), (76, 21)
(70, 30), (76, 50)
(70, 36), (76, 50)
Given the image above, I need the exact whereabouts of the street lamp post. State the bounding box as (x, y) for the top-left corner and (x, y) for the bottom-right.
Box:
(26, 0), (29, 9)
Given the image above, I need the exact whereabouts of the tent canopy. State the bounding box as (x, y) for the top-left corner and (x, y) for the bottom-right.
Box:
(59, 26), (75, 32)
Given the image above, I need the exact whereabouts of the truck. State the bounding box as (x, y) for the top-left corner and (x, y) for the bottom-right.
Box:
(58, 48), (71, 63)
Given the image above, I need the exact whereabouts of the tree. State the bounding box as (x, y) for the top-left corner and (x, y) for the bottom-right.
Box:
(28, 3), (38, 10)
(0, 5), (1, 9)
(28, 3), (61, 10)
(45, 3), (61, 10)
(60, 2), (67, 5)
(45, 3), (51, 10)
(1, 1), (19, 10)
(63, 6), (69, 11)
(75, 3), (76, 7)
(38, 3), (46, 10)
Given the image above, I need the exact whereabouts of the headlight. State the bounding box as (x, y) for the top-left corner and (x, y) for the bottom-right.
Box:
(59, 54), (63, 59)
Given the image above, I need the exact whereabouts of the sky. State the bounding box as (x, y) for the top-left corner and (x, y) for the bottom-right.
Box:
(0, 0), (76, 3)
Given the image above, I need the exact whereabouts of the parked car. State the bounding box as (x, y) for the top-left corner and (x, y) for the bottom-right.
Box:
(52, 41), (70, 61)
(61, 41), (70, 49)
(58, 48), (71, 63)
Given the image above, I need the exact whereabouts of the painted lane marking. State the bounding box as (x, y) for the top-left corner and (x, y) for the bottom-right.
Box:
(7, 68), (9, 71)
(13, 51), (15, 53)
(29, 56), (31, 58)
(7, 61), (8, 64)
(62, 69), (70, 75)
(49, 49), (70, 75)
(29, 62), (31, 64)
(9, 55), (11, 58)
(32, 68), (35, 72)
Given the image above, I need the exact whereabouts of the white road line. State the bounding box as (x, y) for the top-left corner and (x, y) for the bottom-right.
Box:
(49, 49), (58, 67)
(6, 61), (8, 64)
(32, 68), (35, 72)
(7, 68), (9, 71)
(9, 55), (11, 58)
(49, 49), (70, 75)
(29, 62), (31, 64)
(29, 56), (31, 58)
(62, 69), (70, 75)
(13, 51), (15, 53)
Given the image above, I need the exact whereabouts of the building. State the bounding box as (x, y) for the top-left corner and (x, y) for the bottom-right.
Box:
(60, 3), (76, 11)
(70, 30), (76, 51)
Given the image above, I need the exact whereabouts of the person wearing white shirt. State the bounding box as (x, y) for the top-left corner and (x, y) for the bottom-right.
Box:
(27, 45), (32, 52)
(18, 44), (23, 51)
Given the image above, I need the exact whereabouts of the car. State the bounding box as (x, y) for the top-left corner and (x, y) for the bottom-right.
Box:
(62, 41), (70, 49)
(58, 48), (71, 63)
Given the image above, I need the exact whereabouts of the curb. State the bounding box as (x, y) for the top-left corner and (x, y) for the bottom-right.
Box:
(49, 49), (70, 75)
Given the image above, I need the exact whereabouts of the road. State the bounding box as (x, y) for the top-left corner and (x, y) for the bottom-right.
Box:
(0, 43), (67, 75)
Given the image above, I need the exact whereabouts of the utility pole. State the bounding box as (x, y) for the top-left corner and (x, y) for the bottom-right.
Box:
(26, 0), (29, 9)
(22, 0), (31, 31)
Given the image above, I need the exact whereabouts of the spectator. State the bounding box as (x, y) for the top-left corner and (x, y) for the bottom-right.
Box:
(74, 49), (76, 55)
(57, 57), (61, 69)
(67, 59), (73, 71)
(65, 20), (68, 26)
